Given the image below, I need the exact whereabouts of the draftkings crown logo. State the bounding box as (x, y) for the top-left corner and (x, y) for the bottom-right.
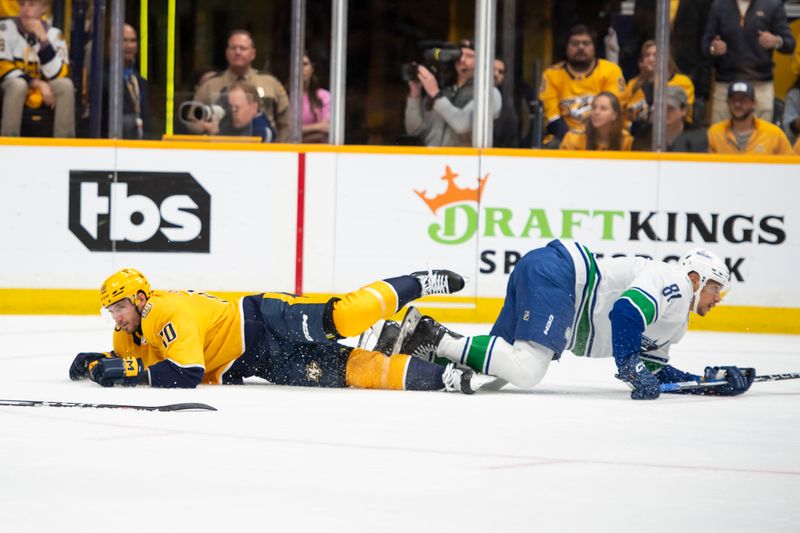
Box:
(414, 165), (489, 244)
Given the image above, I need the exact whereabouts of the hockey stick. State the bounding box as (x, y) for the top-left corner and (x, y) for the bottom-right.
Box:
(0, 399), (217, 412)
(660, 372), (800, 393)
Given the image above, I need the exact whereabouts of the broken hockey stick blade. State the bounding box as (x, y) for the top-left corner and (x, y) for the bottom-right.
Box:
(391, 306), (423, 355)
(0, 399), (217, 412)
(660, 372), (799, 393)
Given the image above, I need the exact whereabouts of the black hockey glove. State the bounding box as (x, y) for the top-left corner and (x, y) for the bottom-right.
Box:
(89, 357), (148, 387)
(616, 355), (660, 400)
(69, 352), (114, 380)
(702, 366), (755, 396)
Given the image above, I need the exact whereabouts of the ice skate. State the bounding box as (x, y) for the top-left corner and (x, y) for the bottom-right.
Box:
(441, 363), (478, 394)
(411, 269), (465, 297)
(400, 315), (461, 361)
(374, 320), (400, 355)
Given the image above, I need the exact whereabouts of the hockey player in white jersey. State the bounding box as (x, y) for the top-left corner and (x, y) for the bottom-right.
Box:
(400, 239), (755, 400)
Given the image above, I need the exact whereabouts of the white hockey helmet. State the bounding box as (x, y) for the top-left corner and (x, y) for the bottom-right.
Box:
(679, 248), (730, 313)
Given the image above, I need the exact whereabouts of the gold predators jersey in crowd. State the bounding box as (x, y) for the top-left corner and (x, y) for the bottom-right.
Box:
(540, 59), (626, 132)
(621, 73), (695, 127)
(112, 290), (244, 385)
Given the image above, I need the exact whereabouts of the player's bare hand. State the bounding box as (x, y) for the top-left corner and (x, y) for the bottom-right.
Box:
(710, 35), (727, 56)
(757, 30), (779, 50)
(32, 79), (56, 108)
(407, 80), (422, 98)
(417, 66), (440, 99)
(22, 18), (48, 42)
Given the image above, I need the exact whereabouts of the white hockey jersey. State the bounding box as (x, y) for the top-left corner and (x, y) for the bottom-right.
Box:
(561, 241), (693, 365)
(0, 18), (69, 82)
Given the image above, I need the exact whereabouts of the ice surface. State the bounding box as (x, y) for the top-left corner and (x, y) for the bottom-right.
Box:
(1, 316), (798, 532)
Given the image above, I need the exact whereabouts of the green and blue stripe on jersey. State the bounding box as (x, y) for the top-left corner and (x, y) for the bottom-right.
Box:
(569, 242), (601, 357)
(619, 287), (660, 327)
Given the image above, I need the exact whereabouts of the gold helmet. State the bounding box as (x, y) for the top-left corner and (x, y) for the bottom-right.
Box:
(99, 268), (151, 308)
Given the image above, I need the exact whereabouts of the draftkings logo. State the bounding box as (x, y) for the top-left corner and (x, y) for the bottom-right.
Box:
(414, 165), (488, 245)
(68, 171), (211, 252)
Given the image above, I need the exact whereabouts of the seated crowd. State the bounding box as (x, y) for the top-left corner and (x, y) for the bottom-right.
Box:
(543, 22), (798, 155)
(1, 0), (799, 154)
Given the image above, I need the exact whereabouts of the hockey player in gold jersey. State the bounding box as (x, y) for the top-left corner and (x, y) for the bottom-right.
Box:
(540, 24), (626, 143)
(69, 268), (479, 393)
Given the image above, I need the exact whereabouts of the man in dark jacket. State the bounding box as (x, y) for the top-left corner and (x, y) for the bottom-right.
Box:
(702, 0), (795, 123)
(623, 0), (713, 124)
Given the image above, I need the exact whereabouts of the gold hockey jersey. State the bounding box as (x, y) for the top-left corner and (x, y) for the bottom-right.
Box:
(112, 290), (245, 386)
(540, 59), (626, 132)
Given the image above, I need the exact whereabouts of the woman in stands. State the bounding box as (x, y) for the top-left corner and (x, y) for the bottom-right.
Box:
(560, 92), (632, 151)
(301, 53), (331, 143)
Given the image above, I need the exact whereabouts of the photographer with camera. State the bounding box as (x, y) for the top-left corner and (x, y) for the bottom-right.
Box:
(182, 81), (275, 142)
(184, 30), (289, 141)
(404, 39), (501, 147)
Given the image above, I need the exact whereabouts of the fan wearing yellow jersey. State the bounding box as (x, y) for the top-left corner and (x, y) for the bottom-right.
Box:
(540, 24), (626, 142)
(69, 268), (481, 394)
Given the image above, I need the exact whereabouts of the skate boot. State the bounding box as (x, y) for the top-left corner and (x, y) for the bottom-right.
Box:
(400, 315), (462, 361)
(441, 363), (478, 394)
(373, 320), (400, 355)
(411, 269), (465, 297)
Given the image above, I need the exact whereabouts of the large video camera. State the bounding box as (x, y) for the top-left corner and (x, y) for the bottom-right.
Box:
(178, 101), (226, 125)
(401, 40), (462, 87)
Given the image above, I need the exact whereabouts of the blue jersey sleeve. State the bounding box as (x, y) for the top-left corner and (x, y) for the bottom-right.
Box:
(609, 298), (645, 368)
(147, 360), (204, 388)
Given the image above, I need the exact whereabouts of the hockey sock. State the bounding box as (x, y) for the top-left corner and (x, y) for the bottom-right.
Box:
(402, 356), (447, 390)
(443, 337), (553, 388)
(438, 334), (497, 374)
(345, 349), (408, 390)
(333, 280), (401, 337)
(344, 349), (446, 391)
(382, 275), (424, 308)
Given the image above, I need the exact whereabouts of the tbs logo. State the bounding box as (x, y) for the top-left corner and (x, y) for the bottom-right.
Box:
(69, 171), (211, 252)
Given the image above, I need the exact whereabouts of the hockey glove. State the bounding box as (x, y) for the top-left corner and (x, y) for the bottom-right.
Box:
(89, 357), (148, 387)
(702, 366), (755, 396)
(616, 356), (660, 400)
(69, 352), (114, 380)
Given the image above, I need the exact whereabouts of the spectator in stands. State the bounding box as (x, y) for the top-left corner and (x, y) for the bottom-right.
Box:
(102, 23), (151, 139)
(206, 81), (275, 142)
(540, 24), (626, 146)
(623, 0), (712, 121)
(0, 0), (74, 137)
(405, 38), (501, 147)
(301, 53), (330, 143)
(560, 91), (632, 150)
(707, 80), (793, 154)
(189, 30), (290, 141)
(633, 86), (709, 152)
(782, 76), (800, 145)
(492, 57), (520, 148)
(702, 0), (795, 123)
(622, 40), (695, 136)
